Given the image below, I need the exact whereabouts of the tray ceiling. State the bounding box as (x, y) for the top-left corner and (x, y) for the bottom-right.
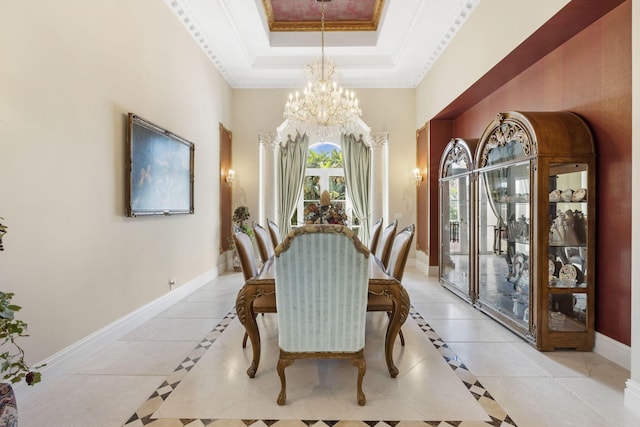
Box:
(164, 0), (480, 88)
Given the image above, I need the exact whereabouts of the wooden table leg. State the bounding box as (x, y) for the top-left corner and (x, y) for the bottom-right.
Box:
(384, 284), (410, 378)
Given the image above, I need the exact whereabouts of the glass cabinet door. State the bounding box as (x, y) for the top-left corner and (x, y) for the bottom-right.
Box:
(477, 160), (531, 330)
(547, 163), (589, 332)
(440, 174), (471, 296)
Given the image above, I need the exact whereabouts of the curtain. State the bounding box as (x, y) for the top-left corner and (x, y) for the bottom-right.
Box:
(277, 132), (309, 236)
(341, 133), (371, 245)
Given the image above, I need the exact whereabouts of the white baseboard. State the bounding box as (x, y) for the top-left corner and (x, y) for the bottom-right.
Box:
(15, 267), (218, 401)
(625, 379), (640, 416)
(594, 331), (631, 370)
(414, 252), (430, 276)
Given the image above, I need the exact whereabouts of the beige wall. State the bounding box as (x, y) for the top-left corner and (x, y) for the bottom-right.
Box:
(416, 0), (570, 126)
(231, 88), (416, 232)
(0, 0), (231, 362)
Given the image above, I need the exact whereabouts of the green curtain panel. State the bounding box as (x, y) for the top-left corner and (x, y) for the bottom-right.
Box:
(277, 132), (309, 235)
(341, 133), (371, 244)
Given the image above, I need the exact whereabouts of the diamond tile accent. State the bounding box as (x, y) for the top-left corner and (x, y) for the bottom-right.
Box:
(124, 308), (517, 427)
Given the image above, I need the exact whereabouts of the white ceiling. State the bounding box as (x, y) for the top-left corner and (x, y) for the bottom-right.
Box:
(164, 0), (480, 89)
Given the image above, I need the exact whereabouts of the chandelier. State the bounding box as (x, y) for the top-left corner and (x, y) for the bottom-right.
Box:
(283, 0), (362, 139)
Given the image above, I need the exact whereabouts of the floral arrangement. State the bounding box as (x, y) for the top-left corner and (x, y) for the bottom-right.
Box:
(232, 206), (253, 237)
(304, 191), (347, 225)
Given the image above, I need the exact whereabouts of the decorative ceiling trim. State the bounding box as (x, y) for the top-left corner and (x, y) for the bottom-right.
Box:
(411, 0), (480, 86)
(164, 0), (480, 89)
(262, 0), (385, 32)
(163, 0), (238, 87)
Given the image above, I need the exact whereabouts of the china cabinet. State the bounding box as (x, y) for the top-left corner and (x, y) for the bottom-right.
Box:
(473, 111), (595, 350)
(438, 138), (477, 302)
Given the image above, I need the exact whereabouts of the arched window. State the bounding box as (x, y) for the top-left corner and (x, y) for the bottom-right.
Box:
(291, 142), (358, 231)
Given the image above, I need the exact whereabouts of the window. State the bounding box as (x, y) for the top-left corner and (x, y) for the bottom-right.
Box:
(291, 142), (358, 232)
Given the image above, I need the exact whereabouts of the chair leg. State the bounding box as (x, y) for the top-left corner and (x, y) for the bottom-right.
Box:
(242, 314), (263, 348)
(242, 331), (248, 348)
(350, 356), (367, 406)
(277, 357), (295, 405)
(386, 311), (405, 346)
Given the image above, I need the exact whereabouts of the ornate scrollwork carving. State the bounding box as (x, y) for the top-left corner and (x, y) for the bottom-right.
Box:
(258, 131), (280, 149)
(479, 114), (536, 167)
(445, 141), (471, 172)
(368, 131), (388, 148)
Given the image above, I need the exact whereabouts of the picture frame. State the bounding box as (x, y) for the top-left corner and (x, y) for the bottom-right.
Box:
(126, 113), (195, 217)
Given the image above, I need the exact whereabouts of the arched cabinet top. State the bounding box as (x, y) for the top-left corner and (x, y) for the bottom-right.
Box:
(474, 111), (595, 169)
(439, 138), (477, 179)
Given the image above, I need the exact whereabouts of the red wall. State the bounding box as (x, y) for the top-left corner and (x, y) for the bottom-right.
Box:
(451, 1), (632, 344)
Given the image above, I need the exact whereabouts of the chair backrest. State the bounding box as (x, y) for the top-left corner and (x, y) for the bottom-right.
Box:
(233, 231), (259, 281)
(386, 224), (415, 282)
(374, 219), (398, 267)
(267, 218), (281, 248)
(368, 217), (383, 253)
(275, 225), (370, 353)
(253, 222), (275, 263)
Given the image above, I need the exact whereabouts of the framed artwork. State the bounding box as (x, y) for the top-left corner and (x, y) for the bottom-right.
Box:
(126, 113), (195, 217)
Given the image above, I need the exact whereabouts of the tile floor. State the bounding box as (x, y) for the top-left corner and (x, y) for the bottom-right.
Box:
(18, 268), (640, 427)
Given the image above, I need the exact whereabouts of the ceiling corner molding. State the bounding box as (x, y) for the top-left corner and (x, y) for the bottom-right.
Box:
(411, 0), (480, 86)
(164, 0), (238, 87)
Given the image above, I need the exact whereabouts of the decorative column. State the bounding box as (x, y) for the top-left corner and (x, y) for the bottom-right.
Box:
(258, 132), (280, 226)
(368, 131), (388, 225)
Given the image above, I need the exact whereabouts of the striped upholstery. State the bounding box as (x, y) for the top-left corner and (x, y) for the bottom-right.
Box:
(253, 222), (275, 263)
(374, 219), (397, 268)
(275, 225), (370, 353)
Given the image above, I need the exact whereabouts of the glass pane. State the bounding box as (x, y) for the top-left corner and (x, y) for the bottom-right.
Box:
(329, 176), (346, 200)
(548, 294), (587, 332)
(445, 157), (470, 177)
(440, 175), (470, 295)
(303, 176), (320, 201)
(477, 161), (531, 327)
(485, 138), (526, 166)
(307, 143), (343, 168)
(548, 164), (588, 289)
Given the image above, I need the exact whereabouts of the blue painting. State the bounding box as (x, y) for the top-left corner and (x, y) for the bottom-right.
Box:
(127, 114), (194, 216)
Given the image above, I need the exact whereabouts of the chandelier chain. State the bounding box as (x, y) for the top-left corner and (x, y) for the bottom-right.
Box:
(321, 1), (325, 81)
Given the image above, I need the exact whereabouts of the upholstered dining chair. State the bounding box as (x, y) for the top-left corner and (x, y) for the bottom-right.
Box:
(233, 230), (275, 348)
(386, 224), (415, 283)
(367, 224), (415, 346)
(267, 218), (281, 249)
(233, 230), (258, 281)
(374, 219), (398, 268)
(274, 224), (370, 406)
(368, 217), (383, 254)
(253, 222), (275, 263)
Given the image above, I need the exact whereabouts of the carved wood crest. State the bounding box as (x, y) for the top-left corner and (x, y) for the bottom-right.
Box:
(479, 113), (536, 168)
(444, 140), (472, 175)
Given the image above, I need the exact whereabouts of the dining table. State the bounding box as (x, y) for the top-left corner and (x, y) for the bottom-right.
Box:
(235, 255), (411, 379)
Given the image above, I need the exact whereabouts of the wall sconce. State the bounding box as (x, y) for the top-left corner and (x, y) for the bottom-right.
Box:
(413, 168), (423, 186)
(225, 169), (236, 186)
